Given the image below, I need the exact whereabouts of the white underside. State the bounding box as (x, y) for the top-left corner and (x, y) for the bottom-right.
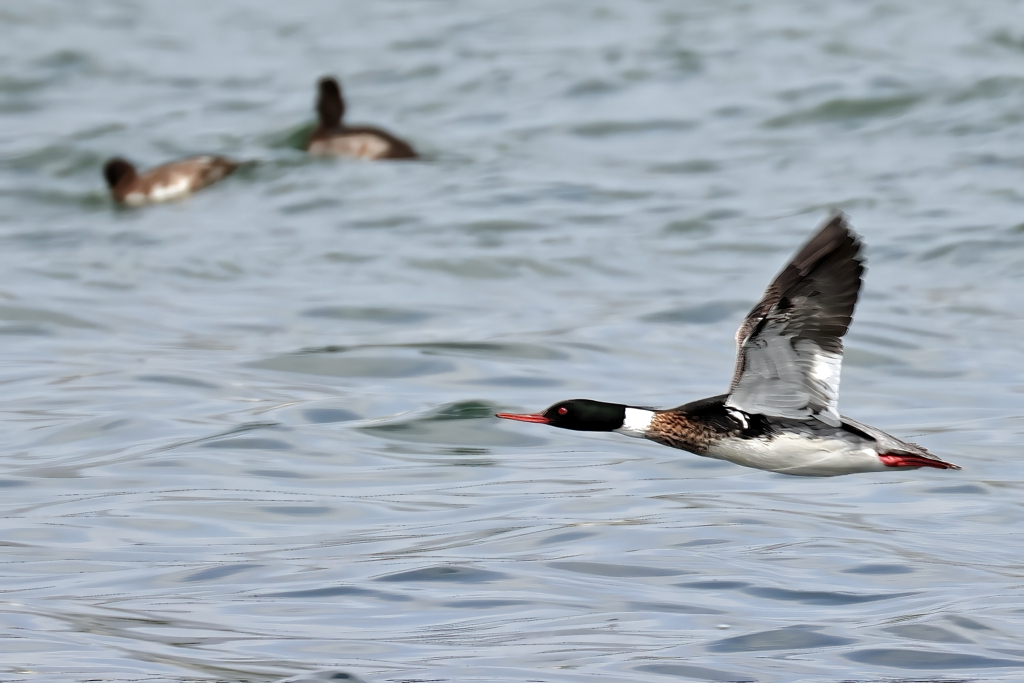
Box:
(704, 432), (886, 477)
(309, 133), (391, 160)
(124, 176), (193, 206)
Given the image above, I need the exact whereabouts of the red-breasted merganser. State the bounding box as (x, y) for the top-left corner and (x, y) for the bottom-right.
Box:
(103, 156), (238, 206)
(497, 215), (959, 476)
(305, 77), (417, 160)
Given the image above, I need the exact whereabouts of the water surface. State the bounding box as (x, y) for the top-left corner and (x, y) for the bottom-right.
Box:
(2, 2), (1024, 682)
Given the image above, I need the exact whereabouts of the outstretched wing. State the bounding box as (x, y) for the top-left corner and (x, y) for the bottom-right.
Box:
(725, 215), (864, 427)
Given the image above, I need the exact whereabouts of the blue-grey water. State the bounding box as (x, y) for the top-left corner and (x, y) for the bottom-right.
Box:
(2, 2), (1024, 682)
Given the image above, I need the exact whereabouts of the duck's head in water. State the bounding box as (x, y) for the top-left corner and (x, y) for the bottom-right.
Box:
(317, 76), (345, 128)
(103, 158), (137, 189)
(497, 399), (626, 432)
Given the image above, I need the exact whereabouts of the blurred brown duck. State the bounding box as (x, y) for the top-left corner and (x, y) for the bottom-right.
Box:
(306, 76), (417, 160)
(103, 156), (238, 206)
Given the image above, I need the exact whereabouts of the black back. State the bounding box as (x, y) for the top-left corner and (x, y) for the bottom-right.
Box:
(674, 394), (772, 438)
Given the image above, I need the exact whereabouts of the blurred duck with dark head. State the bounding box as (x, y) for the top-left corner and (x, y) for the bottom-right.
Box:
(306, 76), (417, 160)
(103, 156), (238, 206)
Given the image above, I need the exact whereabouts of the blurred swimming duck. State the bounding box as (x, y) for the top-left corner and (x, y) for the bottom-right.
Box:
(306, 76), (417, 160)
(497, 215), (960, 476)
(103, 156), (238, 206)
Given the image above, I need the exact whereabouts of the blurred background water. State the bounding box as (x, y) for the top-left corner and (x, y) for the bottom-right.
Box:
(1, 1), (1024, 681)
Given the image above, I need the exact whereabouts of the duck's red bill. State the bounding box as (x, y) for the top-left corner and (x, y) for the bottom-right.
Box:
(496, 412), (550, 424)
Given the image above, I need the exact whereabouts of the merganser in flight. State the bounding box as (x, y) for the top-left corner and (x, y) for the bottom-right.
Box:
(497, 215), (959, 476)
(306, 77), (418, 160)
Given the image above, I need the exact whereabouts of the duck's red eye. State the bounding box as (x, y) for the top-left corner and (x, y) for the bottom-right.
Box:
(558, 406), (568, 415)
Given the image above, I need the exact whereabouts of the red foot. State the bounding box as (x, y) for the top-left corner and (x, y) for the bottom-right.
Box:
(879, 453), (959, 470)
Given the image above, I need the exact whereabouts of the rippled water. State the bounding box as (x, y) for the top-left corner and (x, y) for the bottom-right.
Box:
(2, 1), (1024, 682)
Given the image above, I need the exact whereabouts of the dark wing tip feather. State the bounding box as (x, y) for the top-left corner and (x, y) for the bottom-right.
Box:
(777, 213), (863, 288)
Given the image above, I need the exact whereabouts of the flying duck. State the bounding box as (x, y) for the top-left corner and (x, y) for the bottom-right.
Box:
(305, 76), (417, 160)
(497, 215), (959, 476)
(103, 156), (238, 206)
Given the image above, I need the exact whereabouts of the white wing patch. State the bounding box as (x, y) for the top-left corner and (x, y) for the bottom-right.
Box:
(726, 408), (749, 430)
(615, 408), (654, 438)
(728, 331), (844, 427)
(810, 347), (841, 383)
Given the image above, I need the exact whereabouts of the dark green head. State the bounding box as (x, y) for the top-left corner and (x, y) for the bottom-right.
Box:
(497, 399), (626, 432)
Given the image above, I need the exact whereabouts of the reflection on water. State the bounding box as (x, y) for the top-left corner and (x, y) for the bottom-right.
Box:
(2, 1), (1024, 682)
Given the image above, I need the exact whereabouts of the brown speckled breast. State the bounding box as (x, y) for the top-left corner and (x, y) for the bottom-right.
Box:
(648, 411), (727, 455)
